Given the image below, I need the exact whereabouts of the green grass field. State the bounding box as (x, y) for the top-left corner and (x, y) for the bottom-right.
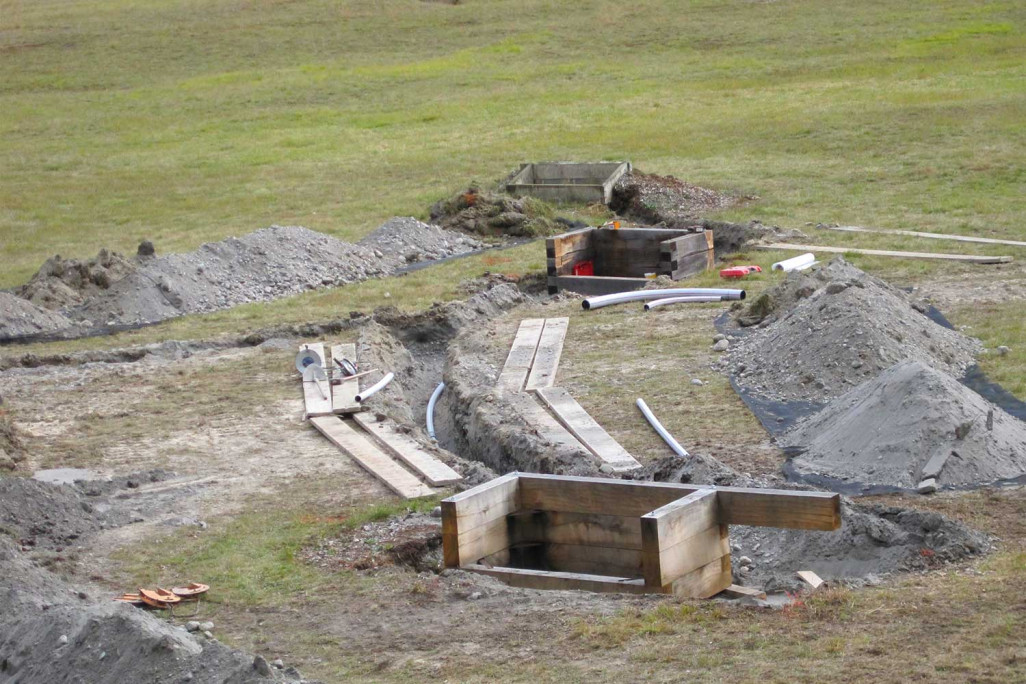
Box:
(3, 0), (1025, 289)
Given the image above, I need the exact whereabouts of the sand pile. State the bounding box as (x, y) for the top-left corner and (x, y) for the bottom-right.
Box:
(357, 216), (483, 265)
(780, 360), (1026, 493)
(726, 257), (980, 403)
(0, 292), (73, 339)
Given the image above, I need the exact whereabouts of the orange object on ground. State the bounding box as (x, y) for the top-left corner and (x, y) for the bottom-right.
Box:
(113, 593), (145, 605)
(573, 260), (594, 276)
(719, 265), (763, 279)
(172, 582), (210, 599)
(139, 587), (181, 608)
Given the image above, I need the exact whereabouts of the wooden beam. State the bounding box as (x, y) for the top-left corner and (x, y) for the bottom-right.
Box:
(330, 343), (361, 414)
(761, 242), (1013, 264)
(543, 543), (643, 578)
(463, 564), (650, 595)
(641, 489), (728, 588)
(309, 416), (434, 500)
(496, 318), (545, 392)
(300, 343), (333, 417)
(524, 317), (568, 391)
(351, 413), (462, 487)
(667, 555), (733, 599)
(820, 225), (1026, 249)
(548, 275), (650, 296)
(441, 472), (519, 567)
(508, 510), (643, 550)
(715, 488), (841, 531)
(721, 584), (767, 600)
(506, 392), (591, 455)
(533, 387), (640, 471)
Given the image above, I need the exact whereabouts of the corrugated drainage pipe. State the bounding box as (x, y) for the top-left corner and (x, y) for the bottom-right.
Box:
(771, 253), (816, 272)
(582, 288), (745, 311)
(426, 381), (445, 441)
(356, 372), (395, 403)
(636, 398), (689, 457)
(644, 295), (725, 311)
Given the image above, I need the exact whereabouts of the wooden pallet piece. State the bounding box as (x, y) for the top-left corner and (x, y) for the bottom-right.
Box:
(330, 343), (361, 414)
(300, 342), (333, 417)
(309, 416), (434, 500)
(821, 225), (1026, 249)
(496, 318), (545, 392)
(524, 317), (569, 391)
(351, 412), (462, 487)
(534, 387), (641, 472)
(762, 242), (1013, 264)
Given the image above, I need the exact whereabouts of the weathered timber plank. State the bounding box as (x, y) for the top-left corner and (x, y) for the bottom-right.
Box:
(441, 472), (519, 567)
(310, 416), (434, 500)
(330, 343), (361, 414)
(722, 584), (767, 600)
(544, 543), (643, 578)
(464, 564), (650, 595)
(761, 243), (1013, 264)
(508, 510), (643, 550)
(671, 250), (715, 280)
(549, 275), (650, 296)
(643, 489), (719, 549)
(653, 524), (730, 587)
(667, 555), (733, 598)
(715, 489), (841, 531)
(496, 318), (545, 391)
(524, 318), (568, 390)
(821, 225), (1026, 248)
(351, 413), (462, 486)
(506, 392), (591, 456)
(300, 343), (333, 417)
(534, 387), (640, 471)
(641, 489), (725, 587)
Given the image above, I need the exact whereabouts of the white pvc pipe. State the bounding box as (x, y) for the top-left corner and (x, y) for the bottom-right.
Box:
(795, 260), (819, 272)
(582, 288), (745, 310)
(636, 398), (689, 457)
(356, 372), (394, 403)
(426, 381), (445, 441)
(772, 253), (815, 272)
(644, 296), (725, 311)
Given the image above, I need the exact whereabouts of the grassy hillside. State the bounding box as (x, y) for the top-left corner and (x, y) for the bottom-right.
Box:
(2, 0), (1025, 287)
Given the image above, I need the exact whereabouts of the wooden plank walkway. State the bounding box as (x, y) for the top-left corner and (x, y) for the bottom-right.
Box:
(535, 387), (641, 472)
(331, 343), (361, 414)
(300, 342), (333, 417)
(352, 413), (462, 486)
(496, 318), (545, 392)
(524, 317), (568, 391)
(310, 416), (435, 499)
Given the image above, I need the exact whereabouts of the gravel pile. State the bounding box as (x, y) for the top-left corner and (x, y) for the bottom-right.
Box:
(610, 172), (748, 227)
(357, 216), (483, 265)
(0, 477), (125, 551)
(725, 257), (980, 403)
(0, 292), (73, 339)
(781, 360), (1026, 492)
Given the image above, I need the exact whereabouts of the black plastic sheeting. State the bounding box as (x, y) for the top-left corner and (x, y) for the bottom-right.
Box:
(715, 307), (1026, 494)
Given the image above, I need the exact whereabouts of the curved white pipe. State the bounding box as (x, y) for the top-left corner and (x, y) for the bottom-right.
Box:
(356, 372), (394, 403)
(426, 381), (445, 441)
(771, 253), (815, 272)
(644, 295), (724, 311)
(636, 398), (689, 457)
(582, 288), (745, 310)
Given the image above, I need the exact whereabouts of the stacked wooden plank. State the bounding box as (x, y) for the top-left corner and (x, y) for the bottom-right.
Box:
(299, 342), (462, 500)
(498, 318), (641, 472)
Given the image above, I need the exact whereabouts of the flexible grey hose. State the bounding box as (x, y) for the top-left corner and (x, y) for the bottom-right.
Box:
(356, 372), (394, 403)
(426, 381), (445, 441)
(636, 398), (689, 457)
(644, 295), (725, 311)
(582, 288), (745, 310)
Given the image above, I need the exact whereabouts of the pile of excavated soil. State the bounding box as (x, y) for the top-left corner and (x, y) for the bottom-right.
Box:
(71, 226), (392, 327)
(357, 216), (484, 264)
(301, 512), (442, 573)
(781, 361), (1026, 492)
(609, 172), (750, 227)
(0, 477), (127, 551)
(17, 248), (137, 310)
(725, 257), (980, 403)
(0, 292), (73, 339)
(429, 186), (565, 238)
(0, 413), (28, 471)
(0, 537), (305, 682)
(631, 455), (990, 591)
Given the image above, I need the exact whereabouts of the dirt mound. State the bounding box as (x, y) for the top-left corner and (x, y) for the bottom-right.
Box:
(17, 248), (137, 311)
(429, 186), (560, 237)
(0, 477), (126, 551)
(301, 512), (442, 573)
(0, 413), (28, 471)
(781, 361), (1026, 492)
(357, 216), (484, 264)
(0, 291), (73, 339)
(733, 500), (991, 592)
(71, 226), (393, 327)
(0, 537), (306, 683)
(609, 172), (749, 227)
(726, 257), (980, 403)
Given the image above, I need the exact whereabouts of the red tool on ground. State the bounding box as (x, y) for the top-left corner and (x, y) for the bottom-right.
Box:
(719, 265), (762, 279)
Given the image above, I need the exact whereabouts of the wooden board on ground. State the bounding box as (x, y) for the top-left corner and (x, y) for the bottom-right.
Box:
(496, 318), (545, 392)
(507, 392), (592, 456)
(300, 342), (333, 417)
(722, 584), (767, 600)
(762, 242), (1013, 264)
(524, 317), (569, 391)
(309, 416), (434, 500)
(351, 412), (462, 487)
(330, 343), (361, 414)
(534, 387), (640, 471)
(464, 564), (649, 595)
(820, 225), (1026, 249)
(796, 570), (824, 589)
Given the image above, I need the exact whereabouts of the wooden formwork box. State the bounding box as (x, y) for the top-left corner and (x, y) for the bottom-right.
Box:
(546, 227), (715, 295)
(442, 473), (841, 598)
